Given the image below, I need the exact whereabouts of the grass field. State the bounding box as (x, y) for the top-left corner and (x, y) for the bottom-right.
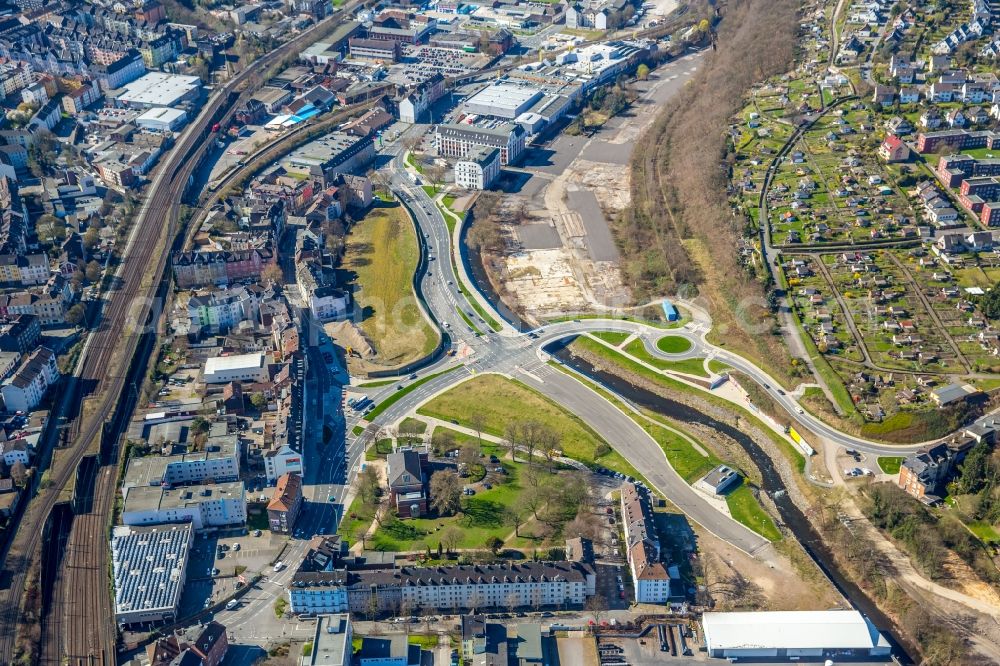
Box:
(621, 338), (708, 377)
(877, 456), (904, 475)
(655, 336), (693, 354)
(648, 421), (721, 483)
(341, 204), (438, 367)
(399, 417), (427, 434)
(417, 374), (608, 462)
(707, 359), (731, 374)
(569, 337), (807, 473)
(368, 452), (535, 551)
(365, 438), (394, 460)
(968, 521), (1000, 544)
(726, 485), (782, 541)
(591, 331), (631, 346)
(358, 379), (397, 388)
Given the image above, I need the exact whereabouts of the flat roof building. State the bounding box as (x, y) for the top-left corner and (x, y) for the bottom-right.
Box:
(204, 352), (267, 384)
(122, 481), (246, 531)
(455, 146), (501, 190)
(305, 614), (352, 666)
(702, 611), (892, 660)
(282, 131), (375, 179)
(696, 464), (741, 496)
(135, 107), (188, 132)
(463, 83), (544, 120)
(116, 72), (202, 108)
(359, 636), (420, 666)
(112, 523), (193, 628)
(435, 122), (526, 165)
(122, 434), (241, 499)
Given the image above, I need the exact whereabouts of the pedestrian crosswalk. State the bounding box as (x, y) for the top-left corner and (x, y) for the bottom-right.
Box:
(518, 360), (558, 383)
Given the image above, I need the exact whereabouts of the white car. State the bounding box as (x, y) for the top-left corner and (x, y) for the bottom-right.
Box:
(273, 561), (285, 572)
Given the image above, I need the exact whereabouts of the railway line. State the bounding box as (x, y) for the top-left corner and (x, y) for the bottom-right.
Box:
(0, 4), (367, 664)
(0, 5), (704, 663)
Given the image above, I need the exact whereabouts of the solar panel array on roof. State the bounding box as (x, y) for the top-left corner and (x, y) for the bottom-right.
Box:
(112, 524), (192, 621)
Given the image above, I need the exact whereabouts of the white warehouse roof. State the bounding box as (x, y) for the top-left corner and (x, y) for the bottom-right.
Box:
(703, 611), (891, 652)
(205, 352), (265, 374)
(118, 72), (201, 107)
(136, 107), (186, 125)
(463, 83), (543, 119)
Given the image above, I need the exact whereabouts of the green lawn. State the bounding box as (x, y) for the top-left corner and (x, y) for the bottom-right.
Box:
(339, 492), (375, 540)
(369, 456), (531, 551)
(408, 635), (439, 649)
(458, 308), (483, 335)
(877, 456), (904, 475)
(358, 379), (397, 388)
(406, 152), (424, 173)
(575, 314), (682, 328)
(648, 422), (721, 483)
(399, 417), (427, 434)
(351, 425), (365, 436)
(591, 331), (631, 346)
(417, 374), (609, 462)
(968, 521), (1000, 544)
(707, 359), (731, 374)
(569, 337), (806, 473)
(341, 204), (438, 367)
(366, 366), (466, 420)
(726, 485), (782, 541)
(655, 336), (693, 354)
(365, 438), (394, 460)
(621, 338), (708, 377)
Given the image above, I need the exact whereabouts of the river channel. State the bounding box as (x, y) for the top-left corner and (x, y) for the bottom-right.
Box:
(548, 338), (915, 663)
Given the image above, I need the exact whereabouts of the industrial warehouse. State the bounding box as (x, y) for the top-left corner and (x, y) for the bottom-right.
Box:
(702, 611), (893, 660)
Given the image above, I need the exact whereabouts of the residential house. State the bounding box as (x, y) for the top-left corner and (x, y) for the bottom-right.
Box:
(898, 438), (975, 501)
(267, 472), (303, 535)
(878, 135), (910, 162)
(387, 448), (427, 519)
(146, 621), (229, 666)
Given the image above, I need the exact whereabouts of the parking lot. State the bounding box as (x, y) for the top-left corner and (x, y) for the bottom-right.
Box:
(599, 623), (702, 666)
(178, 529), (286, 617)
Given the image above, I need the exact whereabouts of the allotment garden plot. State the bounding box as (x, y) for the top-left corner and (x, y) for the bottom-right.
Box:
(770, 108), (918, 246)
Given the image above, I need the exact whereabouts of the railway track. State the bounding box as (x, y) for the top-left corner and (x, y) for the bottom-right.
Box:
(1, 6), (699, 663)
(0, 5), (368, 663)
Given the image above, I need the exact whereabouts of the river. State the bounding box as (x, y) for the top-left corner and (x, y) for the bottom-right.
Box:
(549, 338), (915, 663)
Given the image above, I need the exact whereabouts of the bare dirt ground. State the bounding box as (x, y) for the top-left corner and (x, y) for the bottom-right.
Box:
(697, 524), (844, 612)
(489, 54), (705, 322)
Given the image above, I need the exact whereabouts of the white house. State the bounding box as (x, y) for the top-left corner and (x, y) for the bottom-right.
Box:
(0, 439), (30, 467)
(187, 285), (261, 334)
(1, 346), (59, 413)
(454, 146), (501, 190)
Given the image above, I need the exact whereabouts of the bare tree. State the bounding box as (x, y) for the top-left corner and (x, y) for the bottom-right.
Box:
(503, 504), (526, 538)
(469, 412), (487, 448)
(441, 526), (462, 553)
(586, 594), (608, 625)
(430, 470), (463, 516)
(503, 422), (520, 460)
(10, 461), (27, 488)
(458, 442), (481, 471)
